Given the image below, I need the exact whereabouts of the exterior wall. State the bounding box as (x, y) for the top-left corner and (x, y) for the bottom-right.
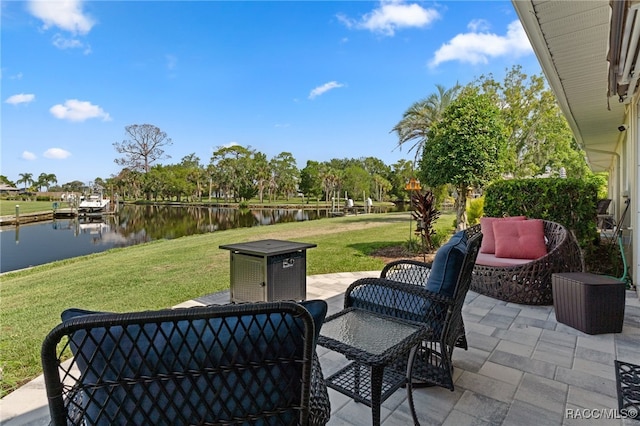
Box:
(633, 99), (640, 297)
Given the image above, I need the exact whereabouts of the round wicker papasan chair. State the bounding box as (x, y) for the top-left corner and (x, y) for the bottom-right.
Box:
(465, 220), (583, 305)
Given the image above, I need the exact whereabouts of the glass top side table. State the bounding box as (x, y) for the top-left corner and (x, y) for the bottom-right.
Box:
(318, 307), (428, 425)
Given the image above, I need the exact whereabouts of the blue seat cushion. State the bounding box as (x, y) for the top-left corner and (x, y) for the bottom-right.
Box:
(425, 230), (467, 298)
(60, 299), (327, 424)
(348, 283), (431, 323)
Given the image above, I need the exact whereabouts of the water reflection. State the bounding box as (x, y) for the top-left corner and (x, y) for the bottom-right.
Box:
(1, 204), (396, 273)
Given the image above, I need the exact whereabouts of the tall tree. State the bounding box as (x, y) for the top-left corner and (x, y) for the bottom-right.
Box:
(253, 152), (271, 203)
(17, 172), (33, 190)
(476, 65), (589, 178)
(0, 175), (15, 186)
(269, 152), (298, 201)
(36, 173), (57, 191)
(299, 160), (323, 201)
(113, 124), (172, 173)
(210, 145), (258, 202)
(372, 174), (392, 202)
(180, 153), (204, 201)
(420, 87), (507, 229)
(388, 159), (415, 201)
(391, 83), (462, 163)
(342, 165), (371, 202)
(319, 166), (341, 203)
(61, 180), (85, 193)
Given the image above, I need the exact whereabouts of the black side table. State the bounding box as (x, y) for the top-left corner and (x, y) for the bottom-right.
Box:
(318, 307), (428, 425)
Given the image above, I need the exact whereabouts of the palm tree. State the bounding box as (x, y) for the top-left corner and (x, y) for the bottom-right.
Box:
(391, 83), (462, 164)
(17, 172), (34, 191)
(37, 173), (58, 191)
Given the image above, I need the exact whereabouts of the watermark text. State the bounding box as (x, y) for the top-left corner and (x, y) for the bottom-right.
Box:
(565, 407), (638, 420)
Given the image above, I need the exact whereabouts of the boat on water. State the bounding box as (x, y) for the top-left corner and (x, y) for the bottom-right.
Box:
(78, 190), (110, 214)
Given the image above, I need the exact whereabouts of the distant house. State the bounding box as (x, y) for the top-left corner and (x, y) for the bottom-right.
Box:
(0, 184), (20, 195)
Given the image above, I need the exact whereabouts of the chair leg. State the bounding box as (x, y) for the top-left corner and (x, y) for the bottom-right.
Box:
(406, 346), (422, 425)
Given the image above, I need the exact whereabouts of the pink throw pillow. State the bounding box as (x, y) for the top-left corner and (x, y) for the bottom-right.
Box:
(493, 219), (547, 259)
(479, 216), (527, 254)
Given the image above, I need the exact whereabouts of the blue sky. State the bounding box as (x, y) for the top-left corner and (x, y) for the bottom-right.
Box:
(2, 0), (541, 186)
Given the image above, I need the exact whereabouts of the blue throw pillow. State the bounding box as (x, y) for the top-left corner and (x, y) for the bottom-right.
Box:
(426, 230), (468, 297)
(300, 299), (328, 344)
(59, 300), (327, 425)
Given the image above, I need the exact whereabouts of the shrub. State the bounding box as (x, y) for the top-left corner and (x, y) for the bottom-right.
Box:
(467, 196), (484, 226)
(431, 228), (451, 249)
(483, 178), (598, 249)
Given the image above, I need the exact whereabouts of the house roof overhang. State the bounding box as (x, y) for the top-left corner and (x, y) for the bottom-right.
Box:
(512, 0), (633, 173)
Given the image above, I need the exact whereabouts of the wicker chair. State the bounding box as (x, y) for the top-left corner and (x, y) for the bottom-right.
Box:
(469, 220), (583, 305)
(342, 231), (482, 391)
(379, 226), (483, 351)
(41, 301), (330, 426)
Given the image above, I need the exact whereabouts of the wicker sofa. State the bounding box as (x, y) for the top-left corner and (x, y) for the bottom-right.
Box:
(467, 219), (583, 305)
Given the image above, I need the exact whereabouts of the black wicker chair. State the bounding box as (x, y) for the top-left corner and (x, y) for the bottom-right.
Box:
(379, 226), (482, 351)
(41, 301), (330, 426)
(341, 231), (482, 391)
(469, 220), (583, 305)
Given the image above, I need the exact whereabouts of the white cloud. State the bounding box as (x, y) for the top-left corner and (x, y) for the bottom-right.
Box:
(166, 54), (177, 70)
(49, 99), (111, 122)
(309, 81), (345, 100)
(4, 72), (24, 80)
(338, 1), (440, 36)
(28, 0), (95, 35)
(44, 148), (72, 159)
(6, 94), (35, 105)
(52, 33), (91, 53)
(430, 20), (533, 67)
(22, 151), (37, 161)
(467, 19), (490, 32)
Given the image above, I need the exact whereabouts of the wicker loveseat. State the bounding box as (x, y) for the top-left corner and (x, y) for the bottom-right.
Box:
(468, 219), (582, 305)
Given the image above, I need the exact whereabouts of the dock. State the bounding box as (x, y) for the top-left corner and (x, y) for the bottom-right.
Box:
(0, 211), (55, 226)
(0, 208), (81, 226)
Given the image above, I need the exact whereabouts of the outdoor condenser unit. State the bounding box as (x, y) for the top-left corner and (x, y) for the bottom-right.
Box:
(219, 239), (317, 303)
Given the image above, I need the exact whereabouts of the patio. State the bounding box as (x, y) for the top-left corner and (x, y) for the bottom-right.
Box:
(2, 271), (640, 425)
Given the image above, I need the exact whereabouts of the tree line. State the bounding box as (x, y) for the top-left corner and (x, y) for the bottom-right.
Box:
(4, 65), (595, 218)
(109, 147), (414, 204)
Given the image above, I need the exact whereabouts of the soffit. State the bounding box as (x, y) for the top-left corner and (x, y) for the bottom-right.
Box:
(513, 0), (627, 172)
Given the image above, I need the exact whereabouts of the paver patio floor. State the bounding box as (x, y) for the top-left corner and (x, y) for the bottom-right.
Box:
(2, 271), (639, 425)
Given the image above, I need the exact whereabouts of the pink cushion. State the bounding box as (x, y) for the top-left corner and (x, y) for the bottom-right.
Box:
(493, 219), (547, 259)
(479, 216), (526, 254)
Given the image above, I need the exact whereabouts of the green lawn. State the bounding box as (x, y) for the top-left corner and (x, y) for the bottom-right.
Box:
(1, 211), (455, 396)
(0, 200), (56, 216)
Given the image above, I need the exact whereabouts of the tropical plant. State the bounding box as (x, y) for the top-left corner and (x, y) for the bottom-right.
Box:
(391, 83), (462, 164)
(17, 172), (34, 190)
(0, 175), (15, 186)
(36, 173), (57, 191)
(411, 190), (440, 251)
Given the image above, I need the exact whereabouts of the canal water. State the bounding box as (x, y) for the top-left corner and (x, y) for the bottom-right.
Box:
(1, 204), (395, 273)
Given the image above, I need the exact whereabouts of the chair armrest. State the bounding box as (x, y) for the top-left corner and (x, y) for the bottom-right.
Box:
(380, 259), (434, 285)
(343, 277), (453, 325)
